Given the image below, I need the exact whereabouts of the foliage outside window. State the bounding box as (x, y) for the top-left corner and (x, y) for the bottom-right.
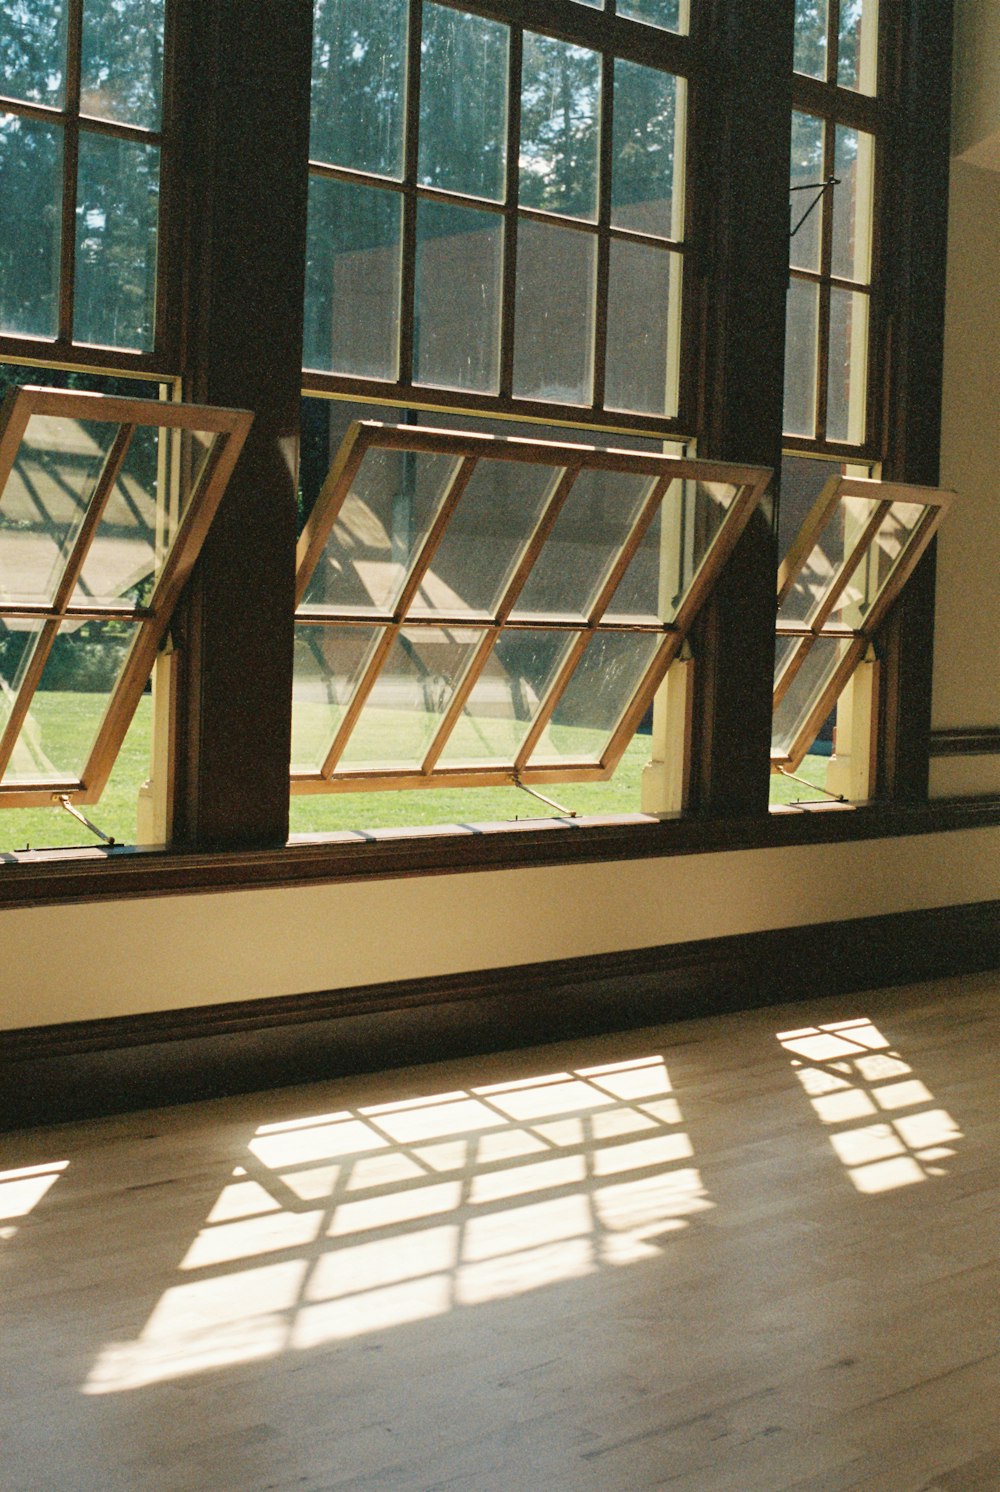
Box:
(0, 0), (166, 354)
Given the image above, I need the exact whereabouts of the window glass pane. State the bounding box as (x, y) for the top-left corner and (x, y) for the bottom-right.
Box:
(783, 278), (819, 438)
(418, 5), (508, 202)
(830, 500), (925, 623)
(303, 447), (462, 613)
(0, 618), (43, 744)
(0, 414), (118, 604)
(81, 0), (164, 129)
(339, 625), (483, 769)
(311, 0), (407, 177)
(1, 617), (139, 784)
(414, 201), (503, 393)
(773, 634), (849, 759)
(74, 132), (159, 349)
(305, 178), (401, 378)
(0, 0), (66, 106)
(0, 114), (62, 338)
(790, 113), (824, 274)
(838, 0), (878, 95)
(612, 60), (681, 239)
(520, 34), (600, 221)
(794, 0), (828, 79)
(831, 126), (874, 283)
(513, 220), (595, 405)
(605, 241), (679, 416)
(778, 493), (882, 624)
(617, 0), (688, 36)
(513, 468), (655, 618)
(529, 631), (662, 765)
(605, 478), (738, 622)
(291, 623), (379, 773)
(409, 459), (561, 617)
(75, 425), (216, 605)
(438, 628), (575, 766)
(826, 287), (868, 444)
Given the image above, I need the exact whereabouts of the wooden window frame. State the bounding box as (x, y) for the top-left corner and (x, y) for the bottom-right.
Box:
(771, 472), (952, 773)
(303, 0), (697, 440)
(0, 0), (182, 378)
(0, 385), (251, 807)
(292, 419), (769, 793)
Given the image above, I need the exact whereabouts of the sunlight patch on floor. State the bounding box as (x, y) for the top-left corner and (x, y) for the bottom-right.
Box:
(83, 1056), (713, 1393)
(777, 1017), (963, 1194)
(0, 1160), (68, 1242)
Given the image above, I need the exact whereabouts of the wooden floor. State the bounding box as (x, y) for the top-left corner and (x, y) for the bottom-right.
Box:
(3, 970), (1000, 1491)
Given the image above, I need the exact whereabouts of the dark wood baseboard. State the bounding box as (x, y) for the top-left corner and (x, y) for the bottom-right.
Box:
(3, 899), (998, 1131)
(929, 727), (1000, 757)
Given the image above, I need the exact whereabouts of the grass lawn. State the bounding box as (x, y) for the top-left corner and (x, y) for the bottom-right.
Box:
(0, 690), (834, 852)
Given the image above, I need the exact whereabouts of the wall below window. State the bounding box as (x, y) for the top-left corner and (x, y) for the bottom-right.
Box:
(2, 825), (998, 1034)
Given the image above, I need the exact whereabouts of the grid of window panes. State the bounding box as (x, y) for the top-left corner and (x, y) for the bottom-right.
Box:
(305, 0), (689, 427)
(0, 0), (165, 354)
(784, 0), (879, 452)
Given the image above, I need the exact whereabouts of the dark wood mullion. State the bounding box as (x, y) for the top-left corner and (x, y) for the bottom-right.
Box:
(397, 0), (423, 388)
(688, 0), (793, 818)
(591, 48), (615, 412)
(57, 0), (84, 343)
(814, 116), (835, 442)
(828, 0), (841, 85)
(498, 25), (522, 400)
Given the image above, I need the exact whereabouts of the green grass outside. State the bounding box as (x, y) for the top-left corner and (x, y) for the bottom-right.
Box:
(0, 691), (833, 852)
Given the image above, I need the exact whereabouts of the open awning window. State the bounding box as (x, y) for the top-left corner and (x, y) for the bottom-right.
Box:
(0, 386), (251, 807)
(292, 421), (770, 792)
(773, 475), (953, 771)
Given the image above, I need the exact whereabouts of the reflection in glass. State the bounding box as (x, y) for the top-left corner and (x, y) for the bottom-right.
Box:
(304, 448), (461, 613)
(773, 635), (850, 759)
(790, 112), (824, 273)
(291, 624), (378, 772)
(612, 61), (681, 240)
(440, 629), (574, 766)
(520, 34), (600, 220)
(0, 619), (43, 744)
(794, 0), (828, 78)
(0, 115), (62, 338)
(617, 0), (687, 34)
(605, 241), (678, 416)
(514, 467), (654, 618)
(310, 0), (408, 177)
(339, 626), (483, 768)
(838, 0), (878, 94)
(415, 201), (502, 393)
(606, 479), (737, 622)
(418, 5), (508, 201)
(530, 631), (661, 765)
(832, 126), (874, 283)
(826, 287), (869, 445)
(513, 220), (595, 405)
(409, 460), (560, 617)
(2, 617), (138, 784)
(859, 501), (926, 613)
(778, 494), (881, 625)
(74, 132), (159, 349)
(1, 0), (66, 104)
(81, 0), (164, 129)
(783, 279), (819, 438)
(75, 425), (215, 605)
(305, 178), (401, 378)
(0, 415), (118, 604)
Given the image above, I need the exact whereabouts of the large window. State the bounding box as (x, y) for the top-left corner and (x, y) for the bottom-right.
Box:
(0, 0), (167, 358)
(305, 0), (690, 432)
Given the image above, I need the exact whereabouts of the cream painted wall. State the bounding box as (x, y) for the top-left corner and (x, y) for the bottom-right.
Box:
(3, 824), (999, 1030)
(952, 0), (1000, 168)
(934, 158), (1000, 770)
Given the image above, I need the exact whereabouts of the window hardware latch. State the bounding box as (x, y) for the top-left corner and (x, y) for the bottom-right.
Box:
(789, 176), (840, 240)
(775, 766), (846, 804)
(53, 794), (117, 846)
(509, 771), (579, 819)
